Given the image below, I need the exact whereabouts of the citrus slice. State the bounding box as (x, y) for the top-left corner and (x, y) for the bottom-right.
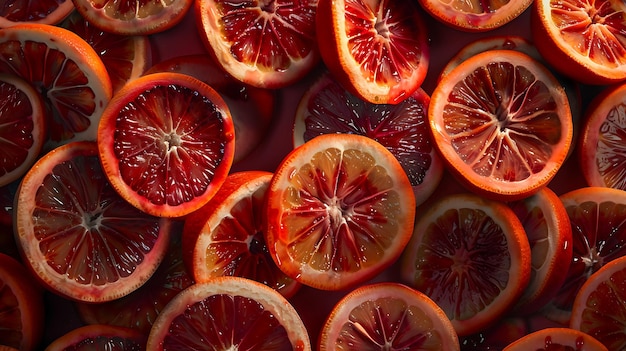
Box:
(183, 171), (300, 298)
(532, 0), (626, 85)
(0, 73), (46, 188)
(146, 54), (275, 163)
(570, 254), (626, 350)
(45, 324), (147, 351)
(508, 186), (573, 315)
(579, 82), (626, 190)
(0, 253), (44, 351)
(400, 192), (531, 336)
(71, 0), (193, 35)
(265, 133), (416, 291)
(97, 72), (235, 218)
(13, 141), (172, 303)
(502, 327), (608, 351)
(0, 0), (74, 27)
(0, 23), (112, 147)
(417, 0), (532, 32)
(195, 0), (319, 89)
(319, 282), (460, 350)
(316, 0), (429, 104)
(429, 49), (573, 201)
(146, 276), (311, 350)
(293, 72), (443, 206)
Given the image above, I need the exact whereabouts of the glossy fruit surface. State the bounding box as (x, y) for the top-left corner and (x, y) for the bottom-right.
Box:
(45, 324), (147, 351)
(503, 327), (608, 351)
(0, 0), (74, 27)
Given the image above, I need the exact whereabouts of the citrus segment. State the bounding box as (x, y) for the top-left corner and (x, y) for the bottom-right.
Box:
(0, 0), (74, 27)
(319, 282), (460, 350)
(146, 277), (311, 350)
(401, 192), (531, 336)
(14, 141), (171, 303)
(316, 0), (429, 104)
(429, 49), (573, 201)
(97, 72), (235, 218)
(45, 324), (147, 351)
(265, 133), (416, 291)
(502, 327), (608, 351)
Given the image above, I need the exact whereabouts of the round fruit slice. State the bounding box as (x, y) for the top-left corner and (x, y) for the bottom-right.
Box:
(570, 255), (626, 350)
(293, 72), (443, 206)
(508, 186), (573, 315)
(429, 49), (573, 201)
(0, 0), (74, 27)
(45, 324), (147, 351)
(146, 276), (311, 350)
(532, 0), (626, 85)
(418, 0), (532, 32)
(0, 73), (46, 188)
(401, 192), (531, 336)
(579, 83), (626, 190)
(14, 141), (171, 303)
(71, 0), (193, 35)
(0, 253), (44, 351)
(98, 72), (235, 218)
(319, 282), (460, 350)
(183, 171), (300, 298)
(316, 0), (429, 104)
(195, 0), (319, 89)
(0, 23), (112, 147)
(503, 327), (608, 351)
(265, 133), (416, 291)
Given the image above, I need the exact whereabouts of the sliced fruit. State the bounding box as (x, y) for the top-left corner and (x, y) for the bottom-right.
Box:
(508, 186), (573, 315)
(71, 0), (193, 35)
(429, 49), (573, 201)
(532, 0), (626, 85)
(401, 192), (531, 336)
(45, 324), (147, 351)
(146, 276), (311, 350)
(316, 0), (429, 104)
(0, 0), (74, 27)
(293, 72), (443, 206)
(265, 133), (416, 291)
(146, 54), (275, 163)
(0, 23), (112, 147)
(502, 327), (608, 351)
(0, 253), (44, 351)
(319, 282), (460, 350)
(0, 73), (46, 187)
(97, 72), (235, 218)
(195, 0), (319, 89)
(570, 253), (626, 350)
(14, 141), (171, 303)
(418, 0), (532, 32)
(459, 316), (530, 351)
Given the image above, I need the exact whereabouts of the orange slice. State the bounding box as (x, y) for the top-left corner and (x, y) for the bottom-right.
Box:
(0, 0), (74, 27)
(97, 72), (235, 218)
(265, 133), (416, 291)
(502, 327), (608, 351)
(429, 49), (573, 201)
(401, 192), (531, 336)
(45, 324), (147, 351)
(319, 282), (460, 350)
(14, 141), (172, 303)
(146, 277), (311, 350)
(316, 0), (429, 104)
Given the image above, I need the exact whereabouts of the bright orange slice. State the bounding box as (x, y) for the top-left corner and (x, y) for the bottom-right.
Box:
(45, 324), (147, 351)
(502, 327), (608, 351)
(429, 49), (573, 201)
(0, 0), (74, 27)
(97, 72), (236, 218)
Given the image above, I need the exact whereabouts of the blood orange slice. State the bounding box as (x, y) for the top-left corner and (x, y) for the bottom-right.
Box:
(97, 72), (235, 218)
(0, 73), (46, 188)
(570, 254), (626, 350)
(13, 141), (171, 303)
(319, 282), (460, 350)
(0, 23), (112, 147)
(316, 0), (429, 104)
(265, 133), (416, 291)
(429, 49), (573, 201)
(195, 0), (319, 89)
(502, 327), (608, 351)
(293, 72), (443, 206)
(146, 276), (311, 350)
(45, 324), (147, 351)
(401, 192), (531, 336)
(0, 0), (74, 27)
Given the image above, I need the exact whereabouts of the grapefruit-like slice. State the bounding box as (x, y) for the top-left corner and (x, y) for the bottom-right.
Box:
(0, 0), (74, 27)
(45, 324), (147, 351)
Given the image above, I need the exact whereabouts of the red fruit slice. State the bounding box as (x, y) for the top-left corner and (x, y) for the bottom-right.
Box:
(45, 324), (147, 351)
(0, 0), (74, 27)
(503, 327), (607, 351)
